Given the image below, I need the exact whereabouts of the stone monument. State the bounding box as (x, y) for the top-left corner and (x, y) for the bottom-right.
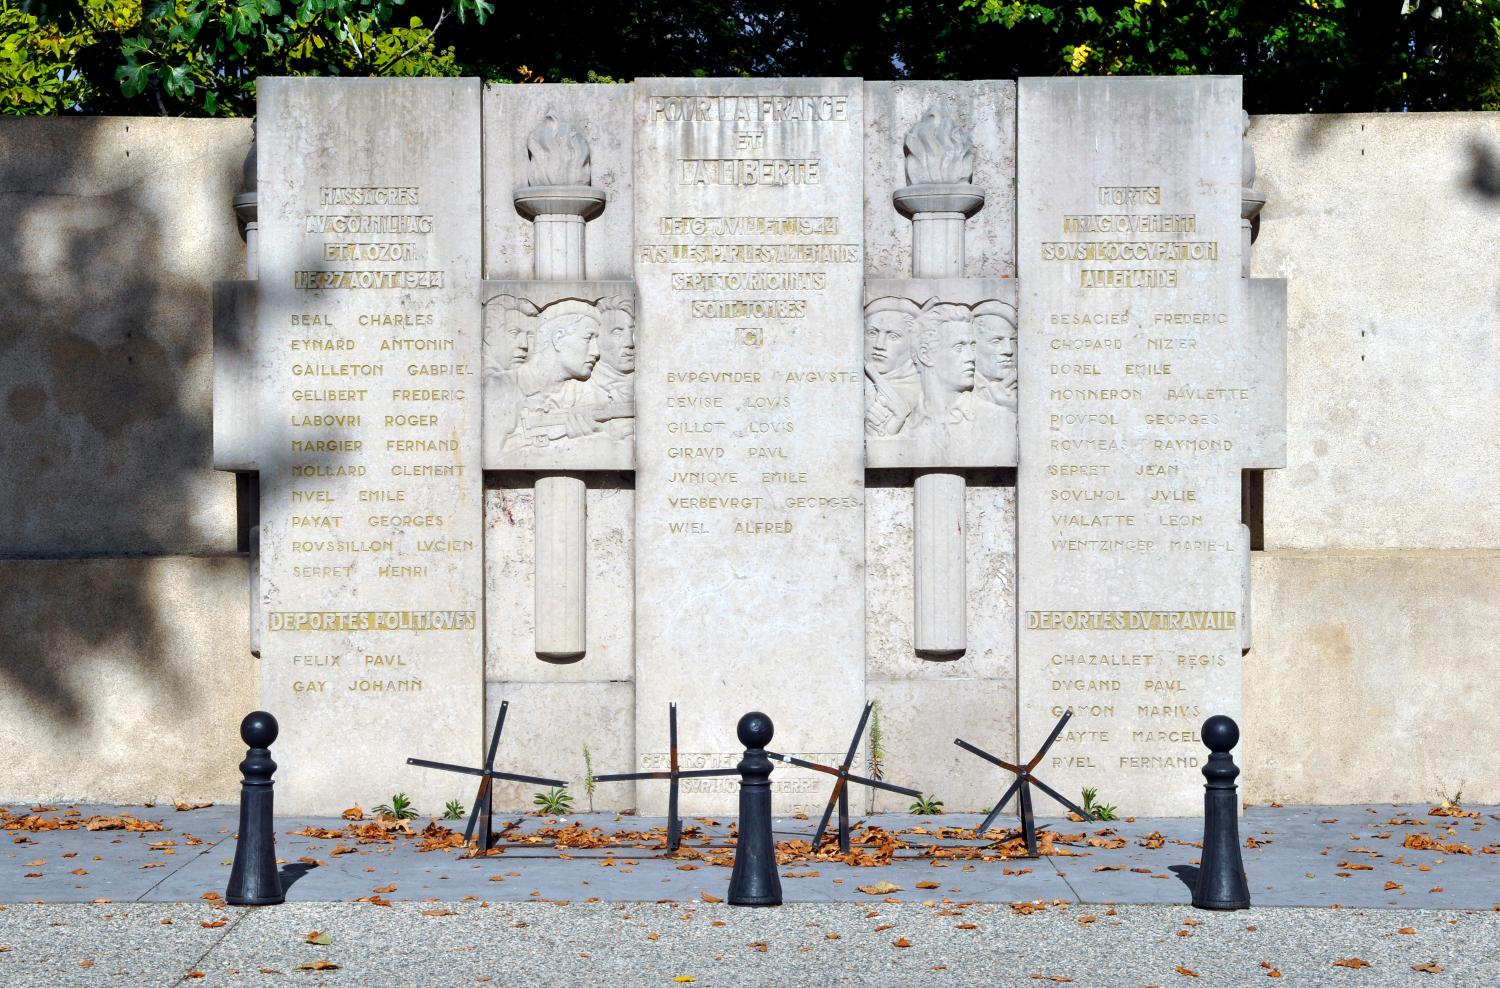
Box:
(214, 75), (1284, 817)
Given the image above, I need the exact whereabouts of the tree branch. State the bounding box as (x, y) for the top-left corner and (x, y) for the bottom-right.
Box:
(373, 7), (448, 75)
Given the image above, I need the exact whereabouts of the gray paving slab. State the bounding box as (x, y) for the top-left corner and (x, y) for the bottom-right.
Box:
(6, 803), (1500, 912)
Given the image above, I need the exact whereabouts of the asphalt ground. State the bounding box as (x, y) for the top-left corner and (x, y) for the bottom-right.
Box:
(4, 802), (1500, 985)
(2, 900), (1498, 987)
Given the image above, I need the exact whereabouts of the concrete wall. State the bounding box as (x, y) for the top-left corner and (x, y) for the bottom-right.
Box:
(2, 108), (1497, 810)
(1241, 112), (1500, 806)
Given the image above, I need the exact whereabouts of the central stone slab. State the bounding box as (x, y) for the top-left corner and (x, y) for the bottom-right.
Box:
(632, 79), (867, 813)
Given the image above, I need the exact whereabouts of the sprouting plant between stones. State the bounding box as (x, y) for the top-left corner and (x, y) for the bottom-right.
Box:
(534, 787), (573, 816)
(374, 793), (418, 821)
(867, 699), (885, 782)
(1433, 773), (1466, 809)
(909, 794), (944, 815)
(1081, 786), (1118, 821)
(583, 745), (597, 813)
(443, 799), (465, 821)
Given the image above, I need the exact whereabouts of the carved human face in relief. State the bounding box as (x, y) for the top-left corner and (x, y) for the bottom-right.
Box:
(916, 307), (976, 394)
(865, 309), (914, 375)
(550, 314), (601, 379)
(501, 310), (531, 368)
(598, 305), (636, 374)
(973, 310), (1017, 385)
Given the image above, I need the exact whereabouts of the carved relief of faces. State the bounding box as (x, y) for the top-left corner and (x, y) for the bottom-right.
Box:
(596, 296), (636, 374)
(500, 306), (533, 369)
(864, 297), (921, 375)
(536, 305), (601, 380)
(483, 296), (539, 373)
(914, 303), (976, 394)
(972, 301), (1017, 385)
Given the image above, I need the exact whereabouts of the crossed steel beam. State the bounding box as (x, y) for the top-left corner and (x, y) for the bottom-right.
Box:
(769, 702), (921, 854)
(954, 709), (1094, 858)
(407, 700), (568, 853)
(593, 703), (740, 851)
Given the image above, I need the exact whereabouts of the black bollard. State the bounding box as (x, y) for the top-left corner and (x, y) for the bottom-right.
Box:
(1192, 714), (1250, 910)
(727, 711), (782, 907)
(226, 711), (285, 906)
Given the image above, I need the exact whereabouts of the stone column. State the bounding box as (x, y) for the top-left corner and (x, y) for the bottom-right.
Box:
(225, 133), (261, 656)
(892, 109), (985, 657)
(512, 112), (607, 661)
(1240, 111), (1265, 280)
(1239, 110), (1266, 651)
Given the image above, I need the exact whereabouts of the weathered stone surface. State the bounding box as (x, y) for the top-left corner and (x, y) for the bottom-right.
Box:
(1244, 549), (1500, 806)
(484, 681), (636, 812)
(866, 680), (1017, 813)
(480, 280), (635, 471)
(483, 85), (635, 282)
(632, 79), (867, 813)
(1251, 112), (1500, 550)
(863, 81), (1016, 281)
(0, 118), (248, 555)
(863, 278), (1017, 468)
(254, 78), (484, 814)
(0, 556), (256, 804)
(484, 478), (635, 683)
(866, 478), (1016, 681)
(1016, 77), (1279, 815)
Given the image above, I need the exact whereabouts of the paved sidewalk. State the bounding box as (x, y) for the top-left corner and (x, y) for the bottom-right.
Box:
(5, 802), (1498, 910)
(4, 802), (1500, 986)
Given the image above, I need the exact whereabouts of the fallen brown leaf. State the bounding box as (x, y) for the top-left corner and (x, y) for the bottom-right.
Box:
(1175, 965), (1199, 977)
(1411, 962), (1444, 974)
(296, 960), (340, 971)
(892, 938), (912, 948)
(1332, 958), (1371, 969)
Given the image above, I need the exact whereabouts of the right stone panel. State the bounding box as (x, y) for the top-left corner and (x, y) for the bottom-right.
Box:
(1017, 77), (1272, 816)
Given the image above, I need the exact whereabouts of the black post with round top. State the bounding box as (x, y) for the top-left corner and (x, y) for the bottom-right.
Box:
(1192, 714), (1250, 910)
(226, 711), (285, 906)
(727, 711), (782, 907)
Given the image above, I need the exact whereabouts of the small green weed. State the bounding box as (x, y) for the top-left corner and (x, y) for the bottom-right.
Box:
(909, 794), (944, 815)
(1081, 786), (1118, 821)
(867, 700), (885, 782)
(443, 799), (466, 821)
(583, 745), (597, 813)
(533, 787), (573, 816)
(374, 793), (417, 821)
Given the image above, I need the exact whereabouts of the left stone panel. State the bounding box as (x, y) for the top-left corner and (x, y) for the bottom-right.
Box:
(256, 79), (484, 814)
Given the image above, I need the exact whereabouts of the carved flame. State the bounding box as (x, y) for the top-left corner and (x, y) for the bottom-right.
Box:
(526, 111), (592, 187)
(903, 106), (974, 186)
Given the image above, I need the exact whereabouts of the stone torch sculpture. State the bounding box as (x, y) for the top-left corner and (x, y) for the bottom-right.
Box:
(482, 111), (635, 660)
(866, 106), (1017, 656)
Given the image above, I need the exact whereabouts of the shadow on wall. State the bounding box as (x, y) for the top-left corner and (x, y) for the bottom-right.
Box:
(0, 118), (251, 727)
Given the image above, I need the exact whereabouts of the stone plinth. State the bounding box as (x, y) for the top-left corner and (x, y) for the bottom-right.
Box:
(1016, 77), (1283, 816)
(254, 79), (485, 814)
(632, 79), (868, 814)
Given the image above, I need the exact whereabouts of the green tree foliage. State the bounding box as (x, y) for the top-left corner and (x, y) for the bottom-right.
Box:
(6, 0), (1500, 116)
(5, 0), (490, 115)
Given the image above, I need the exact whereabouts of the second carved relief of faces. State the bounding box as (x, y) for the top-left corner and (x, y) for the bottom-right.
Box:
(915, 303), (977, 396)
(544, 311), (601, 380)
(972, 301), (1017, 388)
(596, 297), (636, 375)
(864, 300), (920, 377)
